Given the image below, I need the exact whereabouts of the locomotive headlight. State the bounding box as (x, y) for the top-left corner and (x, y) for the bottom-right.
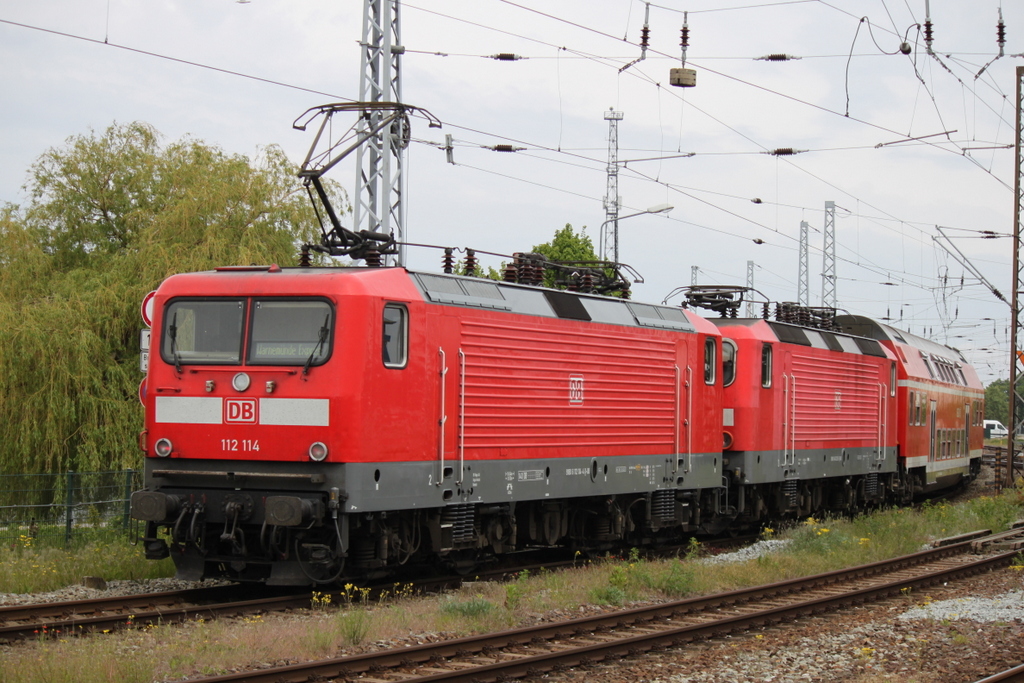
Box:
(232, 372), (251, 392)
(154, 438), (173, 458)
(308, 442), (328, 462)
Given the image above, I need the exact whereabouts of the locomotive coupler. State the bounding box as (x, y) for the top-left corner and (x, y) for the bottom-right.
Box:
(221, 502), (246, 555)
(142, 521), (170, 560)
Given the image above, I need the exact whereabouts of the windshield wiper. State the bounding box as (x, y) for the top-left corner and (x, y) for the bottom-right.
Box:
(168, 311), (182, 374)
(302, 315), (330, 376)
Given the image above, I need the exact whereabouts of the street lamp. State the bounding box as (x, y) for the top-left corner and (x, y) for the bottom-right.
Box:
(600, 203), (674, 264)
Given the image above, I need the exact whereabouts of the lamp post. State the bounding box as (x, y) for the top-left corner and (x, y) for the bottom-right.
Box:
(600, 203), (674, 264)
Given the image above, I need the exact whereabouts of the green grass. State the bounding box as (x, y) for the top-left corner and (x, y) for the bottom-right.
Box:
(0, 529), (174, 593)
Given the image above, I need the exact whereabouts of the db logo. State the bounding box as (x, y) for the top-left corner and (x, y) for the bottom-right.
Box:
(225, 398), (258, 424)
(569, 374), (584, 405)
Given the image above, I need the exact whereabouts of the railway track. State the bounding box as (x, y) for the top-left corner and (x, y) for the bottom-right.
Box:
(0, 551), (589, 643)
(174, 534), (1021, 683)
(1, 537), (766, 644)
(976, 662), (1024, 683)
(0, 583), (306, 643)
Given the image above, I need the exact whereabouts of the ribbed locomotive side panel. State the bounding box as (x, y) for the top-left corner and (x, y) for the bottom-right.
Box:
(460, 318), (678, 453)
(790, 352), (882, 444)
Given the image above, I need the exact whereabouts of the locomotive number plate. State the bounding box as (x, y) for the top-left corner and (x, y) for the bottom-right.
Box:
(221, 439), (260, 452)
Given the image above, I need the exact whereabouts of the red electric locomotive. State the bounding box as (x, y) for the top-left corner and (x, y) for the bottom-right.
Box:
(836, 315), (984, 494)
(676, 291), (900, 526)
(131, 263), (726, 584)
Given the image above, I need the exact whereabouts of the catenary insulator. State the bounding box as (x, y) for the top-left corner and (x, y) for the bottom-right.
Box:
(490, 144), (524, 152)
(756, 53), (801, 61)
(491, 53), (523, 61)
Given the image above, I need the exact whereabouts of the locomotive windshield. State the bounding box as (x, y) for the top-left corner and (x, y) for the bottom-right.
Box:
(160, 298), (333, 367)
(162, 299), (245, 364)
(248, 299), (333, 366)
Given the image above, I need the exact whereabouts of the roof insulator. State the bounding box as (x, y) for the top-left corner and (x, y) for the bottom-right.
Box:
(756, 54), (801, 61)
(491, 53), (523, 61)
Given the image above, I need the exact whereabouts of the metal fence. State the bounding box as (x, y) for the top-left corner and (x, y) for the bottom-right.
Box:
(0, 470), (141, 549)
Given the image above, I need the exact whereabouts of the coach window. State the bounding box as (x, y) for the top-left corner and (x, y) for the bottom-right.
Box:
(722, 339), (737, 387)
(382, 303), (408, 368)
(922, 354), (936, 380)
(761, 343), (773, 388)
(704, 337), (716, 385)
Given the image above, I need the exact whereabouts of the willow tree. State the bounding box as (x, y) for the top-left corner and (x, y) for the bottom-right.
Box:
(0, 122), (338, 475)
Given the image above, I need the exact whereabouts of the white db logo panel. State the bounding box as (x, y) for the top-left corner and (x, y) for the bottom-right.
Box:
(569, 375), (584, 405)
(225, 398), (259, 424)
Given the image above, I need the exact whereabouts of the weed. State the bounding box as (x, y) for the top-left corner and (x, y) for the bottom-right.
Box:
(589, 585), (626, 605)
(311, 591), (333, 611)
(440, 596), (495, 618)
(504, 570), (530, 610)
(653, 559), (696, 598)
(336, 609), (371, 646)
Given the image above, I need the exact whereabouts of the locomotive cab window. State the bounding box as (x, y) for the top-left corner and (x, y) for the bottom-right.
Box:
(248, 299), (334, 366)
(722, 339), (737, 387)
(761, 343), (773, 388)
(382, 303), (408, 368)
(162, 298), (245, 365)
(703, 337), (716, 385)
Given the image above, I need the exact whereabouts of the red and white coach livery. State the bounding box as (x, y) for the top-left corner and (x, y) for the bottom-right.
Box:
(836, 315), (984, 493)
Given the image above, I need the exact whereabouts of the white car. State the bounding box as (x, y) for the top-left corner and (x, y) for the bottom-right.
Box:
(984, 420), (1009, 439)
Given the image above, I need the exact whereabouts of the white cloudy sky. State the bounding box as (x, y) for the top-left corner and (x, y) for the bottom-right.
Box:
(0, 0), (1018, 383)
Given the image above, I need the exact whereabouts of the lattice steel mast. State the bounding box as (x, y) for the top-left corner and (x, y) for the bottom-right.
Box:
(798, 220), (810, 306)
(355, 0), (407, 265)
(822, 201), (837, 308)
(1009, 66), (1024, 487)
(746, 260), (755, 317)
(602, 109), (624, 262)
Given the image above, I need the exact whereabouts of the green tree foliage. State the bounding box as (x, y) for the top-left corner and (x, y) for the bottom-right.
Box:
(0, 122), (334, 475)
(985, 379), (1009, 426)
(530, 223), (598, 289)
(531, 223), (598, 264)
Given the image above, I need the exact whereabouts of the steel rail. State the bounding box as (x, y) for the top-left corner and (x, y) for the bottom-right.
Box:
(185, 542), (1019, 683)
(975, 662), (1024, 683)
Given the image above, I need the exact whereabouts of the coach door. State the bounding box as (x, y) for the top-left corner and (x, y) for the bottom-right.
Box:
(928, 399), (938, 462)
